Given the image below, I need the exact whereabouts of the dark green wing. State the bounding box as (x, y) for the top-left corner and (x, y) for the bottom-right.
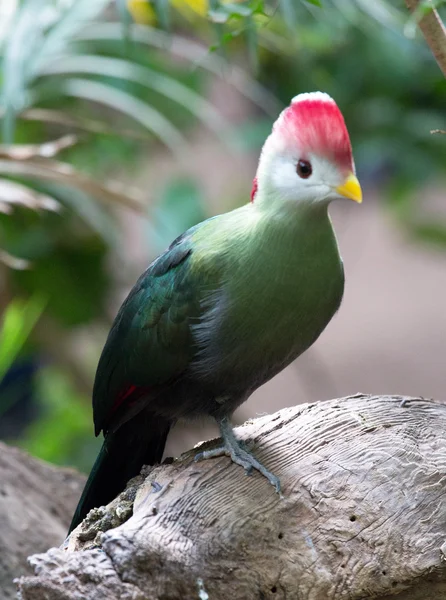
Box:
(93, 230), (201, 435)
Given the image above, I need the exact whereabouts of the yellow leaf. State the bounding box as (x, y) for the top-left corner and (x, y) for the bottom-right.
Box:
(127, 0), (156, 24)
(174, 0), (208, 17)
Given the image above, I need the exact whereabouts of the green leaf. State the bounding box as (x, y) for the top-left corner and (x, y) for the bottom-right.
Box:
(246, 15), (259, 72)
(208, 9), (231, 24)
(1, 0), (43, 142)
(39, 54), (232, 144)
(410, 222), (446, 249)
(40, 183), (119, 247)
(0, 0), (111, 141)
(279, 0), (297, 30)
(149, 178), (206, 252)
(153, 0), (170, 30)
(0, 295), (46, 383)
(115, 0), (132, 48)
(224, 3), (254, 17)
(209, 1), (261, 23)
(56, 78), (188, 155)
(20, 366), (100, 470)
(76, 23), (282, 116)
(13, 236), (108, 327)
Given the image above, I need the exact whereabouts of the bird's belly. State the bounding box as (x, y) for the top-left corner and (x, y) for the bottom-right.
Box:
(191, 265), (344, 397)
(229, 292), (338, 386)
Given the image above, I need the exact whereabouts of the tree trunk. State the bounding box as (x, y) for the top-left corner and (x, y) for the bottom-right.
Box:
(14, 395), (446, 599)
(0, 443), (85, 599)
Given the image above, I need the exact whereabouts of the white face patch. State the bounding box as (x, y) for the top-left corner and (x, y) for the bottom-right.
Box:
(256, 146), (344, 209)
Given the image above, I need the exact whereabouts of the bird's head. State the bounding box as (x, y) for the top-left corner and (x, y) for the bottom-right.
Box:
(253, 92), (362, 209)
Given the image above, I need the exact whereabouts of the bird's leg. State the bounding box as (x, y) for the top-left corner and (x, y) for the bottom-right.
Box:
(194, 415), (281, 494)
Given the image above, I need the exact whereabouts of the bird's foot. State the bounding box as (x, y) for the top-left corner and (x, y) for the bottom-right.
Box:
(194, 416), (281, 495)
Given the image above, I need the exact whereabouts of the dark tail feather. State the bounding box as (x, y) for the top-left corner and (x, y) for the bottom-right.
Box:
(68, 412), (171, 534)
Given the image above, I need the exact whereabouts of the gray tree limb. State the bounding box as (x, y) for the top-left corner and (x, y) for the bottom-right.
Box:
(0, 443), (85, 599)
(405, 0), (446, 78)
(15, 395), (446, 599)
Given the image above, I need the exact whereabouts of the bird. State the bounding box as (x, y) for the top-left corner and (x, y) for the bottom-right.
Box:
(68, 91), (362, 534)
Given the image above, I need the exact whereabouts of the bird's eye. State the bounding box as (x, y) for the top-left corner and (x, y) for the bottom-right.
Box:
(296, 159), (312, 179)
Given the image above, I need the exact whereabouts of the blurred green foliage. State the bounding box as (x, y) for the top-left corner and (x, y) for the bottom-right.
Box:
(0, 0), (444, 471)
(0, 296), (45, 384)
(149, 177), (207, 252)
(21, 366), (101, 471)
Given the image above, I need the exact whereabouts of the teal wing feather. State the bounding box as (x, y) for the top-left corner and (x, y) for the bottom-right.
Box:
(93, 228), (204, 435)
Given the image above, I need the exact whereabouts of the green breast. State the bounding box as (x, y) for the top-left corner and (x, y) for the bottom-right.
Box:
(191, 203), (344, 390)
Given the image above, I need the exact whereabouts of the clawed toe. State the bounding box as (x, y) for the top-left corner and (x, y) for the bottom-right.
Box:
(194, 445), (228, 462)
(194, 418), (282, 496)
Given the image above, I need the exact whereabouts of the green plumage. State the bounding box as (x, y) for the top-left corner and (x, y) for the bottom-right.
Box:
(96, 202), (343, 429)
(69, 90), (360, 534)
(69, 200), (343, 533)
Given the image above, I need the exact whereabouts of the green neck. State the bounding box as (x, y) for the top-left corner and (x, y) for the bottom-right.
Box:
(250, 199), (337, 273)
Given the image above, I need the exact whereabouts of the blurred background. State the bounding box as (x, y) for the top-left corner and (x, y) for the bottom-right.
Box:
(0, 0), (445, 474)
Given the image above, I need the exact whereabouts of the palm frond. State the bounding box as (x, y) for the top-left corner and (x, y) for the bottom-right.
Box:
(76, 22), (283, 116)
(0, 179), (60, 214)
(40, 54), (232, 142)
(52, 78), (188, 154)
(7, 108), (153, 140)
(0, 156), (146, 213)
(0, 134), (77, 160)
(0, 0), (111, 141)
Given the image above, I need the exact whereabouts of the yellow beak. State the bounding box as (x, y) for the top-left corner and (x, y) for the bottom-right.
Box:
(335, 173), (362, 203)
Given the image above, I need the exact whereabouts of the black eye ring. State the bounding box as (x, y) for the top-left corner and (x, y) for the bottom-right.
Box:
(296, 159), (312, 179)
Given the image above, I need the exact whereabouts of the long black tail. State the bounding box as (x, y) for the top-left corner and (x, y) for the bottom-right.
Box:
(68, 412), (171, 534)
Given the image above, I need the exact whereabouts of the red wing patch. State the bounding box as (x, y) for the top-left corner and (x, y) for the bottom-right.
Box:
(95, 383), (154, 436)
(110, 384), (142, 417)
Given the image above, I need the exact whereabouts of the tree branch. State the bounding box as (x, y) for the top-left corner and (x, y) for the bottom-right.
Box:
(405, 0), (446, 78)
(16, 395), (446, 600)
(0, 443), (85, 599)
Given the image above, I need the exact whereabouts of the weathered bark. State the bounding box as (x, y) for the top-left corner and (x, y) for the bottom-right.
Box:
(405, 0), (446, 78)
(15, 395), (446, 599)
(0, 442), (85, 599)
